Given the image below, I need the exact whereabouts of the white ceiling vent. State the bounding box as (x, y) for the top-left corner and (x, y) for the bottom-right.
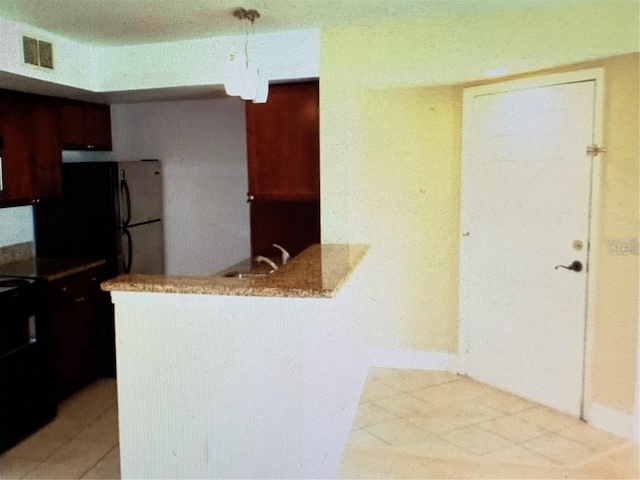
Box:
(22, 36), (54, 70)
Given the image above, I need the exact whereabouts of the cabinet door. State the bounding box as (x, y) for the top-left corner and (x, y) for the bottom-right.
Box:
(86, 103), (113, 150)
(29, 97), (62, 199)
(0, 92), (32, 204)
(49, 269), (100, 400)
(59, 103), (86, 149)
(246, 81), (320, 200)
(0, 91), (62, 205)
(59, 100), (112, 151)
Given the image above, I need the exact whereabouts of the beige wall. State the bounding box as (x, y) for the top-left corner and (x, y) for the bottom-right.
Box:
(590, 54), (639, 413)
(321, 2), (638, 413)
(358, 86), (461, 350)
(323, 85), (462, 351)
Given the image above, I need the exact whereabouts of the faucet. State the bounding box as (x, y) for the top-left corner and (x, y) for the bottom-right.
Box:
(272, 244), (290, 265)
(254, 255), (279, 272)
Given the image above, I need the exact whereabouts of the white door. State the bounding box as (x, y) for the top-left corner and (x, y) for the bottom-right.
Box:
(460, 71), (601, 416)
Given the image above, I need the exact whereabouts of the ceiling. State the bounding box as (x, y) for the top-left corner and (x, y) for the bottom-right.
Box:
(0, 0), (567, 47)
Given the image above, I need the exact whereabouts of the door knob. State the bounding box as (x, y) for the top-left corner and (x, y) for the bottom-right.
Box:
(554, 260), (583, 272)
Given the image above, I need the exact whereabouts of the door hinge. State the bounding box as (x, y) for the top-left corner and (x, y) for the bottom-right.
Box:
(586, 144), (607, 157)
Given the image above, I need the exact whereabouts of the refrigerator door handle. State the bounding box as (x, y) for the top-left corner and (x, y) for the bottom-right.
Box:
(120, 177), (132, 226)
(122, 228), (133, 273)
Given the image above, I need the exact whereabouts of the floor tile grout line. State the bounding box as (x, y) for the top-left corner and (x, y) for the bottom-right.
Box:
(360, 429), (394, 447)
(471, 416), (606, 466)
(514, 441), (571, 466)
(472, 422), (565, 464)
(374, 376), (461, 392)
(553, 421), (629, 450)
(7, 382), (119, 479)
(424, 413), (511, 437)
(565, 440), (637, 468)
(77, 443), (119, 479)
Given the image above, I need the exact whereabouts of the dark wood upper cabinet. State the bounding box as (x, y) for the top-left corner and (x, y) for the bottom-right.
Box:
(59, 100), (112, 151)
(246, 81), (320, 201)
(30, 98), (63, 198)
(0, 90), (62, 206)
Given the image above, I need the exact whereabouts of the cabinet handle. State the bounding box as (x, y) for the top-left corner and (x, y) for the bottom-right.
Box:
(87, 145), (95, 149)
(0, 157), (4, 192)
(61, 286), (67, 292)
(247, 194), (255, 203)
(74, 297), (86, 302)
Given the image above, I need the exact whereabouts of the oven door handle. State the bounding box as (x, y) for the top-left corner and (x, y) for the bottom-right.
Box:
(0, 338), (36, 361)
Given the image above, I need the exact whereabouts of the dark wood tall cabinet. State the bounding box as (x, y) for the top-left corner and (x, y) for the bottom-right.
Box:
(245, 81), (321, 257)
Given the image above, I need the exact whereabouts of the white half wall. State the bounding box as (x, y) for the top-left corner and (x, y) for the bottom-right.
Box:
(110, 287), (368, 478)
(111, 98), (250, 275)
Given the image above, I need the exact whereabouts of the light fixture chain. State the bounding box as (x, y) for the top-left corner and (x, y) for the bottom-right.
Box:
(225, 7), (267, 103)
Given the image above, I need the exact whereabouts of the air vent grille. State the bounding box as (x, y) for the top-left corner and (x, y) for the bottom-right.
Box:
(38, 41), (53, 69)
(23, 36), (38, 66)
(22, 35), (54, 69)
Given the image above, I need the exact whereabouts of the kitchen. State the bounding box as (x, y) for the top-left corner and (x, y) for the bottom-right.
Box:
(0, 1), (639, 478)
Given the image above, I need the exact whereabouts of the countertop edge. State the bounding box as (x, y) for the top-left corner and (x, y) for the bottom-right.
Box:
(102, 244), (368, 299)
(45, 260), (107, 281)
(0, 258), (107, 281)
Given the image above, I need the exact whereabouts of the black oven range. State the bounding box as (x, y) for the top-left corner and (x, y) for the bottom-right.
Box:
(0, 276), (57, 453)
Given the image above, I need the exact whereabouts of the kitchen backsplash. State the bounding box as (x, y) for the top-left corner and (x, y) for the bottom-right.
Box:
(0, 206), (34, 249)
(0, 241), (34, 265)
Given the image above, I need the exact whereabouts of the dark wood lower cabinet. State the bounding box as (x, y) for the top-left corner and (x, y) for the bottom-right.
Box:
(250, 200), (320, 258)
(47, 268), (102, 400)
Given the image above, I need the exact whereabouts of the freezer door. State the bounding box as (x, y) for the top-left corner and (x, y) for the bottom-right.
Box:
(121, 221), (164, 274)
(118, 161), (163, 227)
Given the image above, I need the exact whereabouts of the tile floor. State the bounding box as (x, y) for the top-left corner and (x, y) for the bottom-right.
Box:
(341, 368), (639, 479)
(0, 378), (120, 479)
(0, 370), (637, 479)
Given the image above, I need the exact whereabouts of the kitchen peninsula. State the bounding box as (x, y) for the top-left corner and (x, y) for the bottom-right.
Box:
(102, 244), (370, 479)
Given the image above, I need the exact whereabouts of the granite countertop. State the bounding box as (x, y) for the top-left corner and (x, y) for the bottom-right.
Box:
(101, 243), (369, 298)
(0, 257), (107, 281)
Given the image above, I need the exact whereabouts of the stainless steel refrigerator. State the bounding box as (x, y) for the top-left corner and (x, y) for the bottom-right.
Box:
(34, 160), (164, 378)
(34, 160), (164, 277)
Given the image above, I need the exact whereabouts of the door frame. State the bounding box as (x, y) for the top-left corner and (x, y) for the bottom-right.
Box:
(458, 68), (605, 418)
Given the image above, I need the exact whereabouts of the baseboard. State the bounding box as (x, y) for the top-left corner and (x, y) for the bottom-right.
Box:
(366, 348), (459, 372)
(587, 402), (637, 442)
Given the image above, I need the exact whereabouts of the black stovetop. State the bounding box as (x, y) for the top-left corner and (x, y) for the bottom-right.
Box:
(0, 276), (37, 295)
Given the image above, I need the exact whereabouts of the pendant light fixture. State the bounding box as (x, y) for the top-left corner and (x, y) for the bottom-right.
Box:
(223, 8), (269, 103)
